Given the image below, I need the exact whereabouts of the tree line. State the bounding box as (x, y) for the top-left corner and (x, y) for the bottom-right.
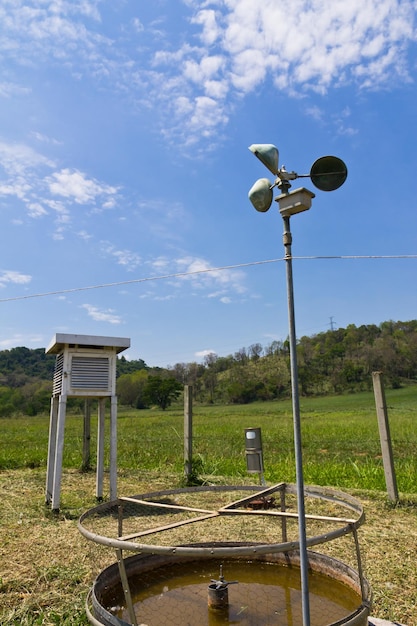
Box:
(1, 319), (417, 416)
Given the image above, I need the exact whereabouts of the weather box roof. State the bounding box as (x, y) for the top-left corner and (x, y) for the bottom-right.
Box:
(45, 333), (130, 355)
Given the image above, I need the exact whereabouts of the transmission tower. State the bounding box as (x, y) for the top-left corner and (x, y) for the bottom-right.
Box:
(329, 316), (336, 331)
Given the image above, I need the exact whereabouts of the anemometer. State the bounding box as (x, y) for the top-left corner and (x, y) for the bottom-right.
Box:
(248, 143), (347, 213)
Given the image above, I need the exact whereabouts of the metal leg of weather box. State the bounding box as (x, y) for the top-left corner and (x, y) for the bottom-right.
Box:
(51, 393), (67, 511)
(109, 395), (118, 501)
(116, 548), (138, 626)
(45, 395), (59, 505)
(96, 398), (106, 501)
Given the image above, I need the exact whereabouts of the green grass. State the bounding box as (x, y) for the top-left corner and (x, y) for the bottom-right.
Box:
(1, 389), (417, 625)
(1, 386), (416, 494)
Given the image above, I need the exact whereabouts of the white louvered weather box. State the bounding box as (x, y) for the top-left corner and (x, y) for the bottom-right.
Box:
(45, 333), (130, 511)
(47, 333), (129, 397)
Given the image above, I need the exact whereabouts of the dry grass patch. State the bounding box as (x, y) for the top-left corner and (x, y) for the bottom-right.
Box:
(0, 469), (416, 625)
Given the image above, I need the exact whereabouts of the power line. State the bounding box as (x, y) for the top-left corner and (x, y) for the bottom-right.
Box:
(1, 254), (416, 303)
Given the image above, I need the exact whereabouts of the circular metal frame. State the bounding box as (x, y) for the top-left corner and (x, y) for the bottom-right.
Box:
(78, 482), (365, 558)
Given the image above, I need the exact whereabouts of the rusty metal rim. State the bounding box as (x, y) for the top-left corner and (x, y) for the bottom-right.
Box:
(87, 548), (372, 626)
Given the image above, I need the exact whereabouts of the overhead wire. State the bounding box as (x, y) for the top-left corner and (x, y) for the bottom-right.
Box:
(0, 254), (416, 303)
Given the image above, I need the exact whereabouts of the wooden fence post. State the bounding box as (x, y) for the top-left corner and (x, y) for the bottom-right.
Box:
(372, 371), (399, 503)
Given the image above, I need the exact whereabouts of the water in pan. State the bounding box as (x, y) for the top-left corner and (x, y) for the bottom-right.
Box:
(110, 559), (361, 626)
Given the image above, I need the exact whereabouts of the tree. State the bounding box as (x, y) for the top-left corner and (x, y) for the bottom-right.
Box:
(143, 376), (182, 410)
(117, 370), (149, 407)
(248, 343), (263, 361)
(117, 355), (148, 376)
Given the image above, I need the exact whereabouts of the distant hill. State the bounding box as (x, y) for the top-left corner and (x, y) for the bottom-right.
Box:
(0, 347), (55, 386)
(1, 319), (417, 416)
(0, 346), (148, 388)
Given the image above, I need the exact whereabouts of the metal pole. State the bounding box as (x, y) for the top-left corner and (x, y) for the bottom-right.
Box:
(282, 214), (310, 626)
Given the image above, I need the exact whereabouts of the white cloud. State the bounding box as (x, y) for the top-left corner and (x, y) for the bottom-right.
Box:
(195, 349), (217, 359)
(132, 17), (144, 33)
(101, 242), (142, 270)
(0, 140), (120, 236)
(188, 95), (228, 135)
(0, 1), (106, 68)
(221, 1), (416, 94)
(46, 168), (119, 205)
(0, 179), (31, 200)
(77, 229), (93, 241)
(0, 141), (55, 176)
(151, 256), (171, 272)
(229, 49), (268, 92)
(0, 334), (25, 348)
(305, 105), (325, 122)
(0, 81), (31, 98)
(0, 269), (32, 288)
(150, 254), (247, 299)
(31, 131), (62, 145)
(81, 303), (122, 324)
(191, 9), (221, 46)
(150, 0), (417, 143)
(183, 55), (224, 83)
(0, 333), (44, 348)
(0, 0), (415, 148)
(135, 198), (188, 241)
(0, 142), (54, 213)
(27, 202), (48, 217)
(126, 255), (248, 303)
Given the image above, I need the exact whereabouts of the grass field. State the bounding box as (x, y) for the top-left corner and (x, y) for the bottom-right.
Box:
(1, 388), (416, 625)
(2, 387), (416, 492)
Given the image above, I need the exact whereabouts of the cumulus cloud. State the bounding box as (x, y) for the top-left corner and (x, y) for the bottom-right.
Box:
(191, 9), (221, 46)
(219, 0), (416, 93)
(0, 269), (32, 288)
(81, 303), (122, 324)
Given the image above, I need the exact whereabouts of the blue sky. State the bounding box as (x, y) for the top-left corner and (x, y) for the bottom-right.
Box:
(1, 0), (417, 367)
